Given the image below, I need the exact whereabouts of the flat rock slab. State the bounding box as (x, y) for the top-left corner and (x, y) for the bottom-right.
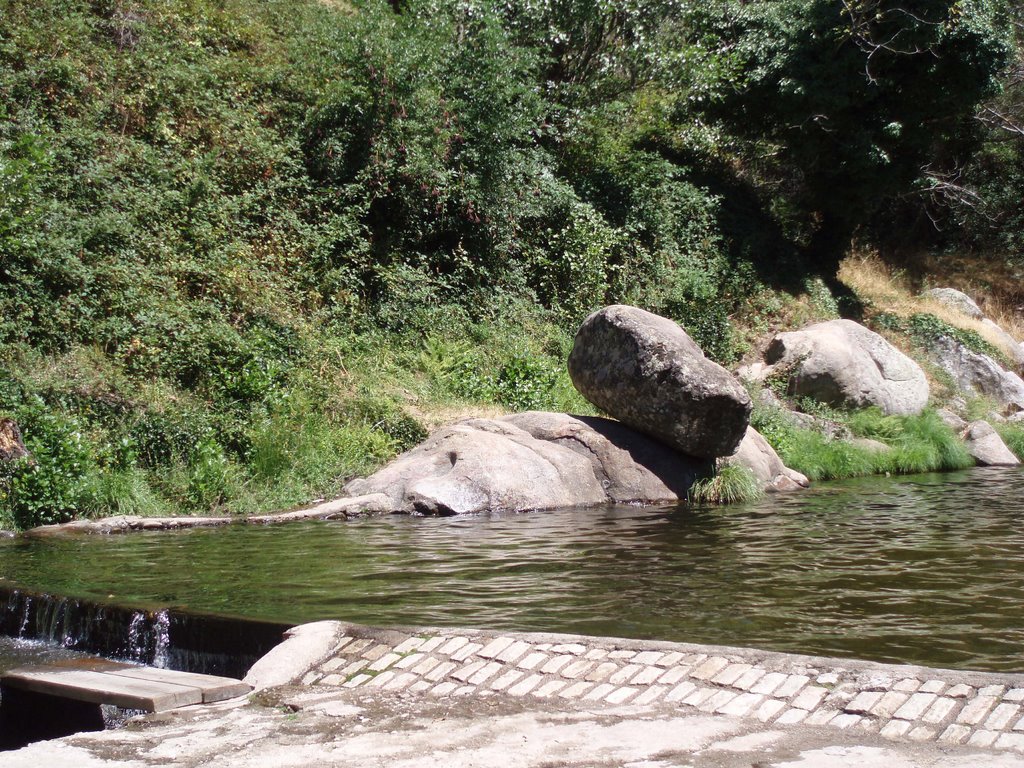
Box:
(344, 411), (709, 515)
(1, 664), (251, 712)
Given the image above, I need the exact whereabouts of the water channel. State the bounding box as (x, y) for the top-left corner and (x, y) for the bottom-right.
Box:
(1, 466), (1023, 673)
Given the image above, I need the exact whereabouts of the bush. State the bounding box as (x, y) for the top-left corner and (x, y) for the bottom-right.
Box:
(6, 406), (93, 528)
(762, 406), (974, 482)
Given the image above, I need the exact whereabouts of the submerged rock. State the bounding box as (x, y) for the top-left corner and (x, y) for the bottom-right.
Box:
(568, 305), (751, 459)
(756, 319), (928, 416)
(960, 420), (1020, 467)
(342, 412), (710, 515)
(720, 427), (809, 493)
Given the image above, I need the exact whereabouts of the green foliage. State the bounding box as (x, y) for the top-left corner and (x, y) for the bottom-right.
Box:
(779, 430), (879, 482)
(995, 423), (1024, 460)
(850, 408), (974, 474)
(873, 312), (1008, 365)
(691, 0), (1013, 260)
(688, 465), (763, 505)
(444, 352), (561, 411)
(0, 0), (1016, 527)
(7, 405), (93, 528)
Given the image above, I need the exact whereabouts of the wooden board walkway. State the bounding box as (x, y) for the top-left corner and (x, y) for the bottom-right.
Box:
(1, 661), (252, 712)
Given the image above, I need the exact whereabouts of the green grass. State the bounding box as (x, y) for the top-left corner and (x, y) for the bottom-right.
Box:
(995, 423), (1024, 461)
(753, 404), (974, 482)
(688, 465), (764, 504)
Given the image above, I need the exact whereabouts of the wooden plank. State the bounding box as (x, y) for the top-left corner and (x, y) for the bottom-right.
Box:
(105, 667), (251, 702)
(1, 668), (202, 712)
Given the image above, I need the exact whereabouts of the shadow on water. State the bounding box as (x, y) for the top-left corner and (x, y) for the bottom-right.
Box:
(1, 466), (1023, 672)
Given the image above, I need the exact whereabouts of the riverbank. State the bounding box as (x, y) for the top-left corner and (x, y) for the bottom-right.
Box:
(8, 622), (1024, 766)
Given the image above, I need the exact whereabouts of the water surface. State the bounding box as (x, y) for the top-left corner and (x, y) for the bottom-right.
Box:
(1, 467), (1023, 671)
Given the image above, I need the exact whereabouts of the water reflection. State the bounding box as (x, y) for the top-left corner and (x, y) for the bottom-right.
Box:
(1, 466), (1023, 670)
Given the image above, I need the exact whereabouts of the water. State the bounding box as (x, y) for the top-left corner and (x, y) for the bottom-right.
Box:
(1, 467), (1023, 671)
(0, 635), (88, 674)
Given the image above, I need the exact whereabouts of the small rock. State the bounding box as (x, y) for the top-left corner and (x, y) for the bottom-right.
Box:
(786, 411), (854, 442)
(850, 438), (891, 454)
(936, 408), (967, 431)
(721, 426), (809, 493)
(960, 420), (1020, 467)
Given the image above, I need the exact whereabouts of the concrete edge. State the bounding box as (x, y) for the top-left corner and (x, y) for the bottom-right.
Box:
(247, 621), (1024, 691)
(243, 621), (355, 691)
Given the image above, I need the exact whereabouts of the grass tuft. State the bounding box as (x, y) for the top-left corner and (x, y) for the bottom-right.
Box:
(688, 465), (764, 504)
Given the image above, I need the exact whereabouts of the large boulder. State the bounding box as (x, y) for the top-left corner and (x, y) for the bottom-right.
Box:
(567, 305), (751, 459)
(960, 420), (1020, 467)
(343, 412), (710, 515)
(720, 427), (809, 493)
(928, 335), (1024, 414)
(758, 319), (929, 416)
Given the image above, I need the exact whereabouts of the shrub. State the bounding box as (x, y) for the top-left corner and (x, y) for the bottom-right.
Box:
(6, 406), (93, 528)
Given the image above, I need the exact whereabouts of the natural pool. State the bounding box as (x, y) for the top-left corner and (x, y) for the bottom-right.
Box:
(1, 466), (1023, 672)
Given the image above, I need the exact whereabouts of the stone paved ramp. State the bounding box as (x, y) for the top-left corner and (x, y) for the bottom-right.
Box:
(8, 622), (1024, 767)
(299, 624), (1024, 753)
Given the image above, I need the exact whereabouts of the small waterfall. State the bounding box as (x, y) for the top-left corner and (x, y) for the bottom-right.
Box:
(151, 610), (170, 669)
(0, 587), (292, 677)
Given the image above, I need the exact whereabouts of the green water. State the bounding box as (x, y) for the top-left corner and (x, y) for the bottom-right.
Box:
(2, 466), (1024, 671)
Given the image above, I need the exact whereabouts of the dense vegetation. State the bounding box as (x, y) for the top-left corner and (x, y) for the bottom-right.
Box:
(0, 0), (1021, 528)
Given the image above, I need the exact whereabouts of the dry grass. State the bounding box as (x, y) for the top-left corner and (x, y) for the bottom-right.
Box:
(839, 252), (1024, 361)
(403, 402), (510, 431)
(903, 251), (1024, 340)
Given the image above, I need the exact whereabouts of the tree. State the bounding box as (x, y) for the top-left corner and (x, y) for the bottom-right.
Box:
(694, 0), (1013, 269)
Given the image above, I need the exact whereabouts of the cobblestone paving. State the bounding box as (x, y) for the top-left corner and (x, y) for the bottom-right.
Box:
(299, 625), (1024, 754)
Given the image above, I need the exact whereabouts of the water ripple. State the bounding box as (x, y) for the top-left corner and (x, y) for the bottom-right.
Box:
(1, 466), (1024, 670)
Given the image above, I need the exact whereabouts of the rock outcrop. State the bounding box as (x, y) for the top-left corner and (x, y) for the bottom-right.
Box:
(0, 419), (28, 462)
(721, 427), (809, 493)
(980, 318), (1024, 368)
(960, 420), (1020, 467)
(567, 305), (751, 459)
(922, 287), (1024, 368)
(343, 412), (710, 515)
(752, 319), (929, 416)
(927, 335), (1024, 415)
(923, 288), (984, 319)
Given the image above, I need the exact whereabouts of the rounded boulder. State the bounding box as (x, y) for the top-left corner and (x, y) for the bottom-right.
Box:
(764, 319), (929, 416)
(567, 305), (752, 459)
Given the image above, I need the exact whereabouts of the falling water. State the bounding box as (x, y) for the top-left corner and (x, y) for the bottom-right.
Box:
(0, 587), (290, 677)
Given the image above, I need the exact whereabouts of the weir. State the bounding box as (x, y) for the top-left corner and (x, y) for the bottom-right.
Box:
(0, 586), (292, 678)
